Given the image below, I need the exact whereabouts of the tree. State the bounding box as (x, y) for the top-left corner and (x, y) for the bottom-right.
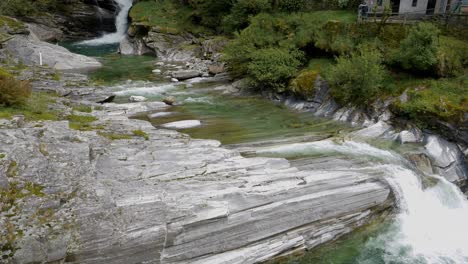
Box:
(325, 47), (387, 106)
(394, 22), (440, 72)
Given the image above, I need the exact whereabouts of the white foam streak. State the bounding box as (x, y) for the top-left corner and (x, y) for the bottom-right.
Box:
(256, 140), (398, 161)
(113, 83), (177, 96)
(80, 0), (133, 45)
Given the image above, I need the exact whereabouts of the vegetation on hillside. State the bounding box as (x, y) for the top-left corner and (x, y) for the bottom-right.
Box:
(0, 0), (70, 16)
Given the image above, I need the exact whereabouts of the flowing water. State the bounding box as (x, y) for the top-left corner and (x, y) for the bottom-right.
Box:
(79, 0), (133, 45)
(68, 41), (468, 264)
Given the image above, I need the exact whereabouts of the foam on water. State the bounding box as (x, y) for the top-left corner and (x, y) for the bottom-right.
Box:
(79, 0), (133, 45)
(113, 83), (178, 96)
(256, 140), (398, 161)
(259, 139), (468, 263)
(370, 165), (468, 264)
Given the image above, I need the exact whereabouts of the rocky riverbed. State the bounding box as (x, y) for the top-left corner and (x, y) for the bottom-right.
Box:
(0, 10), (467, 263)
(0, 76), (394, 262)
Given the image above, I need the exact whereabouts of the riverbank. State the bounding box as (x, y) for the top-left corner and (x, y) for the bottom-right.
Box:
(0, 66), (395, 262)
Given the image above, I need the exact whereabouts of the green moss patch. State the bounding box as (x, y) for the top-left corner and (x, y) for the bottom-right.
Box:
(98, 132), (132, 140)
(67, 114), (100, 131)
(132, 130), (149, 140)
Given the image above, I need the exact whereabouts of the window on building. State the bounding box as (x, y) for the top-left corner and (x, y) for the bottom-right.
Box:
(412, 0), (418, 6)
(378, 0), (383, 6)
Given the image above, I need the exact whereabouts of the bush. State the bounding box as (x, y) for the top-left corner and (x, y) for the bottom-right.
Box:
(436, 36), (468, 77)
(0, 76), (31, 107)
(289, 70), (319, 98)
(395, 77), (467, 125)
(394, 22), (440, 72)
(222, 0), (272, 32)
(275, 0), (305, 11)
(325, 47), (387, 106)
(247, 48), (303, 92)
(0, 0), (65, 16)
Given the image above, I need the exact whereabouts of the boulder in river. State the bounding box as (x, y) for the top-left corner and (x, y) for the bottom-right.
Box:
(129, 95), (148, 102)
(161, 120), (202, 129)
(162, 96), (176, 105)
(171, 70), (202, 80)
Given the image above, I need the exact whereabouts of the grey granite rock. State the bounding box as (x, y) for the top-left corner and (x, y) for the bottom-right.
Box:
(0, 104), (392, 263)
(3, 35), (101, 70)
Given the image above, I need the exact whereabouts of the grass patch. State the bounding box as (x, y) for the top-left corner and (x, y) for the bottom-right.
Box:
(0, 15), (26, 31)
(98, 132), (132, 140)
(67, 114), (100, 131)
(72, 105), (92, 113)
(133, 129), (149, 140)
(0, 92), (59, 121)
(394, 76), (467, 126)
(130, 0), (211, 35)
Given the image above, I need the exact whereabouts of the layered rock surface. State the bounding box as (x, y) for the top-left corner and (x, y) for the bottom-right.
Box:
(0, 101), (392, 263)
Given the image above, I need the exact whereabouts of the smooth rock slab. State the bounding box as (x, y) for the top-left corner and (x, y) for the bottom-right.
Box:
(161, 120), (201, 129)
(3, 35), (101, 70)
(171, 70), (202, 80)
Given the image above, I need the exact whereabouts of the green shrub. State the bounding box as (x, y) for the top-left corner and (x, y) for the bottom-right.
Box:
(0, 76), (31, 107)
(0, 0), (65, 16)
(325, 47), (387, 106)
(436, 36), (468, 77)
(275, 0), (305, 12)
(289, 70), (319, 98)
(222, 0), (272, 32)
(394, 22), (440, 72)
(247, 48), (303, 92)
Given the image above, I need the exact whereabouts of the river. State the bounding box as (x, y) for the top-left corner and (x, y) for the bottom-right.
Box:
(68, 12), (468, 261)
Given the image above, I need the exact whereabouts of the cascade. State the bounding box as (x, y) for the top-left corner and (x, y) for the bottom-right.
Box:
(80, 0), (133, 45)
(253, 139), (468, 263)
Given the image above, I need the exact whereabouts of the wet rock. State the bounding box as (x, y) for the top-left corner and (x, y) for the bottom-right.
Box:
(119, 36), (154, 56)
(129, 96), (147, 102)
(161, 120), (202, 129)
(171, 78), (179, 82)
(398, 128), (423, 144)
(162, 96), (176, 105)
(147, 112), (174, 119)
(208, 64), (225, 75)
(424, 135), (467, 182)
(171, 70), (202, 80)
(152, 69), (162, 74)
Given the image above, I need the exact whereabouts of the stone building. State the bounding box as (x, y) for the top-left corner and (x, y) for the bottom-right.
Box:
(367, 0), (467, 15)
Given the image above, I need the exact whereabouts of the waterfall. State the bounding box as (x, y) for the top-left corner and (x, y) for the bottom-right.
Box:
(361, 165), (468, 264)
(255, 139), (468, 263)
(80, 0), (133, 45)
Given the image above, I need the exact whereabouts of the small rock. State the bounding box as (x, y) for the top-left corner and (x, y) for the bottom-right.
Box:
(129, 96), (147, 102)
(161, 120), (201, 129)
(202, 73), (210, 78)
(148, 112), (174, 119)
(163, 97), (176, 105)
(208, 64), (225, 75)
(155, 62), (164, 66)
(171, 78), (179, 82)
(152, 69), (162, 74)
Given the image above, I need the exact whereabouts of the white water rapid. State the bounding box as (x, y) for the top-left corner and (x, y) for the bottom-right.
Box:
(80, 0), (133, 45)
(257, 140), (468, 263)
(365, 165), (468, 264)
